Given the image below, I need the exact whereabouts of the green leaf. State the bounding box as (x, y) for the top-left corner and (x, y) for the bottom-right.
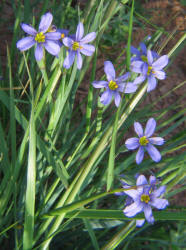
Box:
(23, 54), (36, 250)
(64, 209), (186, 221)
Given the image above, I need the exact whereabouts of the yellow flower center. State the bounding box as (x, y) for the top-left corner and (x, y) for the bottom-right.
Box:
(72, 42), (83, 50)
(149, 188), (153, 194)
(35, 32), (45, 43)
(147, 66), (152, 75)
(139, 136), (149, 146)
(141, 194), (150, 203)
(108, 80), (118, 90)
(141, 55), (147, 62)
(61, 33), (65, 39)
(147, 66), (156, 75)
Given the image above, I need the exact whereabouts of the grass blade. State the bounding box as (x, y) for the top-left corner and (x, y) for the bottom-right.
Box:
(23, 54), (36, 250)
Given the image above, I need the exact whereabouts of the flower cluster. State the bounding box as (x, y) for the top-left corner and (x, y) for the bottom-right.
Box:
(130, 42), (169, 92)
(17, 12), (96, 69)
(116, 175), (169, 227)
(91, 43), (168, 107)
(17, 13), (170, 228)
(17, 13), (169, 108)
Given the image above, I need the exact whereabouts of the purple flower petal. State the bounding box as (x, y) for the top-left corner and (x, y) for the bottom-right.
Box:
(16, 37), (35, 51)
(21, 23), (37, 35)
(76, 22), (84, 41)
(152, 51), (159, 60)
(123, 189), (139, 200)
(100, 89), (113, 106)
(123, 82), (138, 93)
(131, 56), (140, 62)
(131, 46), (140, 56)
(125, 137), (139, 150)
(154, 70), (166, 80)
(140, 42), (147, 54)
(44, 40), (60, 56)
(153, 186), (166, 197)
(57, 29), (69, 38)
(104, 61), (116, 81)
(142, 63), (148, 75)
(131, 61), (144, 73)
(92, 80), (108, 88)
(136, 146), (144, 165)
(149, 137), (164, 145)
(115, 192), (125, 196)
(145, 118), (156, 137)
(123, 201), (143, 217)
(147, 75), (157, 92)
(114, 91), (121, 107)
(117, 72), (130, 82)
(80, 32), (96, 43)
(117, 83), (125, 92)
(147, 50), (153, 65)
(125, 196), (133, 206)
(144, 205), (154, 224)
(63, 37), (73, 48)
(80, 44), (95, 56)
(39, 12), (53, 33)
(63, 50), (76, 69)
(136, 219), (145, 227)
(150, 198), (169, 209)
(137, 175), (148, 186)
(45, 32), (62, 40)
(149, 176), (156, 185)
(35, 44), (43, 61)
(152, 55), (169, 70)
(133, 75), (146, 85)
(134, 122), (143, 137)
(146, 144), (161, 162)
(77, 51), (83, 69)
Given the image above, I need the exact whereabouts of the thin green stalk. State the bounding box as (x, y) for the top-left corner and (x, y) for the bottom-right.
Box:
(85, 48), (98, 133)
(168, 33), (186, 57)
(7, 46), (18, 248)
(81, 101), (104, 159)
(107, 106), (120, 191)
(38, 83), (147, 249)
(83, 0), (97, 21)
(43, 187), (141, 217)
(107, 0), (134, 191)
(37, 55), (49, 99)
(7, 47), (16, 165)
(64, 209), (186, 221)
(101, 221), (135, 250)
(23, 53), (36, 250)
(83, 219), (100, 250)
(65, 133), (88, 170)
(126, 0), (134, 70)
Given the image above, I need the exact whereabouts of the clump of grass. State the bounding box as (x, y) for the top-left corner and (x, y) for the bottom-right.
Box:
(0, 0), (185, 249)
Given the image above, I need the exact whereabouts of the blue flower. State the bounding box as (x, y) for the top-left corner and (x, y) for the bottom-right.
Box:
(92, 61), (138, 107)
(58, 29), (69, 40)
(63, 22), (96, 69)
(56, 29), (70, 46)
(122, 175), (168, 227)
(131, 49), (169, 92)
(125, 118), (164, 164)
(131, 42), (159, 64)
(16, 12), (61, 61)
